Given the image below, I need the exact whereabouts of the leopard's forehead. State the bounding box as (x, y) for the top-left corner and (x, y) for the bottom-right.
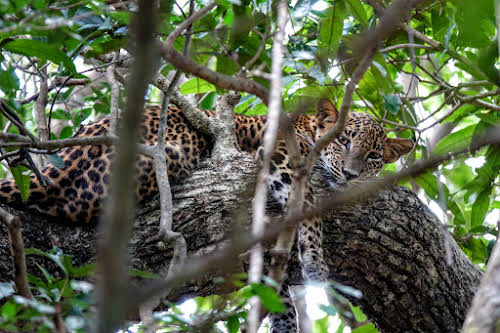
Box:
(344, 112), (386, 149)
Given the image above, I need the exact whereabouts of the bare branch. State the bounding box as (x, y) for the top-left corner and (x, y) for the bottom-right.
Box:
(379, 43), (433, 53)
(158, 3), (271, 105)
(21, 77), (89, 105)
(248, 1), (288, 331)
(106, 51), (121, 135)
(0, 211), (33, 299)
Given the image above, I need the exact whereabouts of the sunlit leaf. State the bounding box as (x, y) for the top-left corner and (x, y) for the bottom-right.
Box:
(179, 78), (216, 95)
(346, 0), (368, 27)
(249, 283), (285, 313)
(10, 166), (30, 202)
(433, 124), (476, 156)
(318, 1), (346, 61)
(3, 39), (76, 74)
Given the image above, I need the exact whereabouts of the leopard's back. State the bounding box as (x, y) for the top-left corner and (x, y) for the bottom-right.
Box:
(0, 105), (212, 222)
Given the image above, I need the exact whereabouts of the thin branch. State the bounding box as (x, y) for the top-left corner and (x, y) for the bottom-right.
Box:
(106, 51), (121, 135)
(379, 43), (433, 53)
(21, 77), (89, 105)
(248, 1), (288, 331)
(158, 3), (271, 105)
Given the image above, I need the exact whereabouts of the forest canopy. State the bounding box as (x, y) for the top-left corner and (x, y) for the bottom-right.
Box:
(0, 0), (499, 332)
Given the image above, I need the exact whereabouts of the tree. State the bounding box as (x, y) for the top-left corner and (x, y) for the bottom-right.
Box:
(0, 0), (498, 332)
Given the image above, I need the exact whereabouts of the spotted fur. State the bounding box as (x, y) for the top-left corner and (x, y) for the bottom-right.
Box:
(0, 98), (413, 331)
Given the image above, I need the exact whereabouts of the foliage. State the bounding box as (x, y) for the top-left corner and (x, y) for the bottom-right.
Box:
(0, 0), (499, 331)
(0, 247), (95, 332)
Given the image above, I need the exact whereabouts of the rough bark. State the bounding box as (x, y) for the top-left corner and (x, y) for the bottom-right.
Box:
(0, 153), (481, 332)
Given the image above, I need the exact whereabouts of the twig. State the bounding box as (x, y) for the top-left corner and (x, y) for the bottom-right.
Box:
(48, 75), (73, 137)
(379, 43), (433, 53)
(106, 51), (121, 135)
(0, 210), (33, 299)
(248, 1), (288, 331)
(0, 99), (38, 143)
(21, 77), (89, 104)
(158, 3), (271, 105)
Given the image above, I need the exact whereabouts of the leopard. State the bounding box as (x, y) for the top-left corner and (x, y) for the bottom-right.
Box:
(0, 98), (413, 332)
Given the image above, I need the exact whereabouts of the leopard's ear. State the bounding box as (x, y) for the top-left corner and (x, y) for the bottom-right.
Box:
(316, 98), (338, 123)
(384, 138), (414, 163)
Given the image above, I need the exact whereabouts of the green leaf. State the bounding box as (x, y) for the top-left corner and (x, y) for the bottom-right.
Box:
(10, 166), (30, 202)
(250, 283), (285, 313)
(433, 124), (476, 156)
(200, 92), (216, 110)
(463, 237), (489, 264)
(179, 78), (216, 95)
(45, 154), (66, 169)
(471, 188), (492, 228)
(352, 323), (379, 333)
(383, 94), (401, 115)
(1, 299), (20, 319)
(59, 126), (74, 139)
(226, 315), (240, 333)
(0, 66), (19, 96)
(25, 247), (68, 276)
(454, 0), (495, 48)
(318, 2), (346, 61)
(414, 172), (465, 227)
(350, 304), (367, 322)
(128, 269), (160, 279)
(314, 315), (330, 333)
(346, 0), (368, 27)
(70, 263), (96, 278)
(3, 39), (76, 74)
(0, 281), (15, 300)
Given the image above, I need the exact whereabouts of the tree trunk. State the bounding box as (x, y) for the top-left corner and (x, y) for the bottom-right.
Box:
(0, 154), (481, 332)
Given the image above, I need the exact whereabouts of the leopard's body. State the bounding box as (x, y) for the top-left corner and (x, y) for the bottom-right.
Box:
(0, 98), (413, 332)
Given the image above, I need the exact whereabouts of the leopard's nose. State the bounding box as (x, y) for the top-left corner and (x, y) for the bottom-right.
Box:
(342, 167), (359, 181)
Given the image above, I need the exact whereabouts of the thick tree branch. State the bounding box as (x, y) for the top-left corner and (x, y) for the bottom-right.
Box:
(0, 180), (481, 333)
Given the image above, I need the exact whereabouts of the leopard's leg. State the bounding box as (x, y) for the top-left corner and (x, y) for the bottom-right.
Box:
(269, 285), (298, 333)
(297, 216), (328, 282)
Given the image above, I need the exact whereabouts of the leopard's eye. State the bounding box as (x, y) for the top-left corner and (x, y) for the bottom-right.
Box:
(367, 152), (382, 160)
(337, 136), (350, 146)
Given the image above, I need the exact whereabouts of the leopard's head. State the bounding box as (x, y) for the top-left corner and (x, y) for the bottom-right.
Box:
(313, 98), (413, 189)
